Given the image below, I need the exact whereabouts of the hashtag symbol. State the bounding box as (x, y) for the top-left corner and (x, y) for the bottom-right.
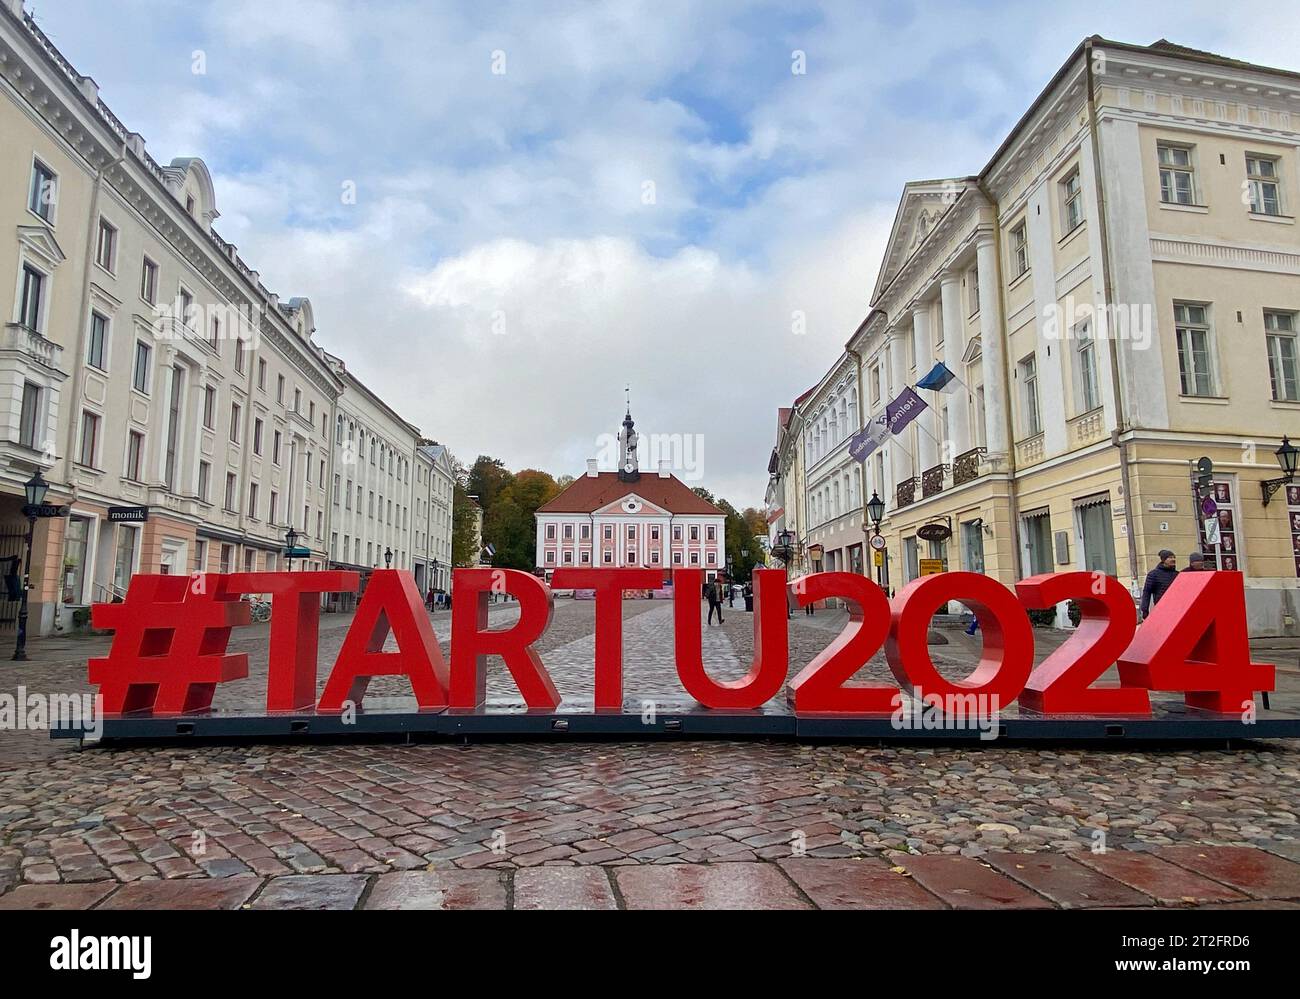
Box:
(89, 574), (250, 714)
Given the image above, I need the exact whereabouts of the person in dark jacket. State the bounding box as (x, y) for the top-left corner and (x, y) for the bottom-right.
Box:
(1139, 549), (1179, 619)
(1186, 551), (1209, 571)
(706, 580), (724, 625)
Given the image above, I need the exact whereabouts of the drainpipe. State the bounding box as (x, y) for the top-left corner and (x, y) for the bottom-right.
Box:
(975, 178), (1024, 581)
(846, 342), (868, 574)
(1085, 38), (1140, 588)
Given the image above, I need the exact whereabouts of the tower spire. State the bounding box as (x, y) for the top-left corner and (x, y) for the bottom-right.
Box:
(618, 386), (639, 481)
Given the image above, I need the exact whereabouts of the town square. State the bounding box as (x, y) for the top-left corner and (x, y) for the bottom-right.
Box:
(0, 0), (1299, 974)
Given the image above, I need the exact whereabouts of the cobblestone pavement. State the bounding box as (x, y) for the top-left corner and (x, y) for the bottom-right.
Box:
(1, 596), (1298, 905)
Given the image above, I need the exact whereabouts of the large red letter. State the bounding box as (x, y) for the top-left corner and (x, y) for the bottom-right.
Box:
(450, 569), (559, 709)
(225, 571), (358, 711)
(318, 570), (449, 712)
(885, 572), (1033, 706)
(551, 568), (662, 710)
(673, 568), (788, 709)
(1118, 571), (1273, 713)
(788, 572), (897, 713)
(1015, 572), (1149, 715)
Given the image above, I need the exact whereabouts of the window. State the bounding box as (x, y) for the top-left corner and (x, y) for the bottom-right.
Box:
(1019, 354), (1041, 436)
(650, 526), (659, 541)
(235, 336), (245, 373)
(186, 194), (196, 216)
(1075, 320), (1101, 413)
(28, 160), (56, 221)
(258, 358), (267, 390)
(674, 526), (682, 541)
(1061, 170), (1083, 233)
(163, 365), (183, 490)
(248, 482), (259, 518)
(95, 218), (117, 272)
(626, 550), (636, 563)
(1266, 311), (1299, 402)
(87, 312), (108, 369)
(194, 540), (207, 575)
(603, 525), (613, 540)
(198, 461), (210, 502)
(140, 257), (158, 305)
(203, 386), (216, 428)
(78, 411), (99, 467)
(179, 289), (194, 329)
(345, 481), (352, 510)
(1010, 223), (1029, 277)
(627, 525), (635, 540)
(273, 431), (282, 465)
(294, 388), (302, 413)
(277, 375), (285, 403)
(333, 474), (341, 505)
(306, 451), (312, 483)
(563, 524), (572, 540)
(210, 314), (220, 349)
(1246, 155), (1282, 216)
(253, 418), (264, 455)
(1158, 144), (1196, 205)
(690, 526), (699, 542)
(19, 264), (44, 331)
(690, 552), (699, 565)
(230, 403), (242, 443)
(707, 525), (716, 542)
(225, 472), (237, 511)
(603, 550), (613, 564)
(220, 544), (233, 574)
(269, 491), (280, 525)
(673, 552), (683, 565)
(968, 265), (980, 315)
(244, 549), (256, 573)
(1174, 302), (1215, 396)
(132, 341), (151, 393)
(19, 382), (40, 449)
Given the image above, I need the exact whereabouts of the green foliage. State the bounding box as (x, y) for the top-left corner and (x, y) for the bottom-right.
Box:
(484, 468), (560, 569)
(451, 480), (478, 567)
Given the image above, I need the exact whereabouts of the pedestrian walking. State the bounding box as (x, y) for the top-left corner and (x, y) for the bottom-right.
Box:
(1139, 549), (1179, 620)
(706, 580), (724, 625)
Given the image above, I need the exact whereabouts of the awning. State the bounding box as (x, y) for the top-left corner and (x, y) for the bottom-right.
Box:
(1073, 492), (1111, 511)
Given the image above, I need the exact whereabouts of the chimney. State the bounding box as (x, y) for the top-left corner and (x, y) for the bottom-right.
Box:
(658, 460), (670, 478)
(586, 459), (599, 478)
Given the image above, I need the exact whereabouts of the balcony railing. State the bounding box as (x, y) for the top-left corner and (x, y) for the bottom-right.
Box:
(896, 476), (918, 509)
(921, 463), (950, 498)
(1015, 432), (1046, 467)
(1069, 407), (1107, 447)
(953, 446), (986, 486)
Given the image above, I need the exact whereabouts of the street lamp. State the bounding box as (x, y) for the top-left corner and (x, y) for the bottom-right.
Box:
(866, 491), (886, 529)
(384, 547), (393, 568)
(1260, 436), (1299, 505)
(284, 526), (299, 572)
(13, 470), (50, 661)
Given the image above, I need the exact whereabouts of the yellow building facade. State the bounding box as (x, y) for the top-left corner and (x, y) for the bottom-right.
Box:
(773, 38), (1300, 635)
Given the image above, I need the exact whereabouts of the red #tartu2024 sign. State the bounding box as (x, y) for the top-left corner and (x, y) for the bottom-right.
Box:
(86, 568), (1273, 718)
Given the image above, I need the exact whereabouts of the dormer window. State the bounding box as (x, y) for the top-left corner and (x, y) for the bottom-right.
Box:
(186, 194), (196, 216)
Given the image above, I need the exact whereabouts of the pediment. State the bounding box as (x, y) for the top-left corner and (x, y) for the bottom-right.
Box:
(17, 225), (67, 267)
(870, 179), (974, 304)
(962, 334), (982, 365)
(595, 493), (669, 517)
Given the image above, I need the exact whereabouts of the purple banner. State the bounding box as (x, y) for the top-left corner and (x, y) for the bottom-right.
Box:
(886, 387), (927, 434)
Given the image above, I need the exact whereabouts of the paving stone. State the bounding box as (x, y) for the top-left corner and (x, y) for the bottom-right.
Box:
(984, 853), (1152, 909)
(250, 875), (368, 910)
(364, 870), (508, 909)
(97, 877), (261, 910)
(1075, 850), (1246, 906)
(513, 868), (617, 910)
(1155, 846), (1300, 900)
(778, 858), (946, 909)
(900, 855), (1054, 909)
(616, 862), (810, 910)
(0, 883), (117, 910)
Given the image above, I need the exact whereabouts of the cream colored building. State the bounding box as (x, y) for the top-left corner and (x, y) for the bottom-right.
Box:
(412, 442), (455, 593)
(0, 1), (453, 633)
(775, 37), (1300, 635)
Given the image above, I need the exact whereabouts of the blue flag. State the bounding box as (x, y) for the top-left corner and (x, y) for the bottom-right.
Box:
(917, 361), (958, 392)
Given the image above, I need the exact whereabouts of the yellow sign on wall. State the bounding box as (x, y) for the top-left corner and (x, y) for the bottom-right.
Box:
(919, 558), (945, 576)
(873, 550), (884, 567)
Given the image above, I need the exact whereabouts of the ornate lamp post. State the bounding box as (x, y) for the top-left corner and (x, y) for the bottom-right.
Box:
(284, 526), (299, 572)
(865, 490), (887, 588)
(1260, 436), (1299, 505)
(384, 547), (393, 568)
(13, 470), (51, 661)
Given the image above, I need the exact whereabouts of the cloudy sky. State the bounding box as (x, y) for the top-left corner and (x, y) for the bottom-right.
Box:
(29, 1), (1300, 506)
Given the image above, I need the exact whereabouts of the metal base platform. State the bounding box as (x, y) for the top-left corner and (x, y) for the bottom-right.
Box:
(49, 696), (1300, 745)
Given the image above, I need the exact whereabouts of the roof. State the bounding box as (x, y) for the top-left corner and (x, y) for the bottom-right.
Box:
(536, 472), (723, 515)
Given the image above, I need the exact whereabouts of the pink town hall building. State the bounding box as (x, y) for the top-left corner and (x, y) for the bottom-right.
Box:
(535, 407), (726, 582)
